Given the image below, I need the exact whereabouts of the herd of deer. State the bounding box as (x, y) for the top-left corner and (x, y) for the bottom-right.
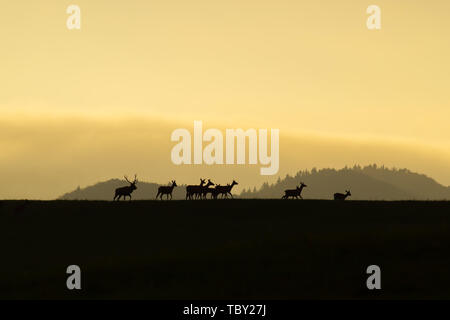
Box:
(113, 175), (352, 201)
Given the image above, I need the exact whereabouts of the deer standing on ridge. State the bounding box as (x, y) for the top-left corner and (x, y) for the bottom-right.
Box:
(186, 179), (205, 200)
(334, 190), (351, 200)
(198, 179), (215, 199)
(114, 175), (138, 201)
(213, 180), (238, 199)
(282, 182), (307, 199)
(156, 180), (177, 200)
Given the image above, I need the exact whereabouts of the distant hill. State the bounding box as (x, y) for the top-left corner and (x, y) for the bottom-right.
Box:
(59, 165), (450, 200)
(240, 165), (450, 200)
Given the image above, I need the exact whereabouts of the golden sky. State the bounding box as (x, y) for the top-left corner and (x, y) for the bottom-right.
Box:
(1, 0), (449, 198)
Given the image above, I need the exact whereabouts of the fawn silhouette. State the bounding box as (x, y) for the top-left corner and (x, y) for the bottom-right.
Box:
(114, 175), (138, 201)
(282, 182), (307, 199)
(213, 180), (238, 199)
(156, 180), (177, 200)
(334, 190), (351, 200)
(186, 178), (205, 200)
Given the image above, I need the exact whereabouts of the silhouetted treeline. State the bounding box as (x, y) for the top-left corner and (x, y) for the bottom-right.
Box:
(240, 165), (450, 200)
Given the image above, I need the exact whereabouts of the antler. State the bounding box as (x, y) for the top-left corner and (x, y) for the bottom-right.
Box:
(124, 174), (137, 184)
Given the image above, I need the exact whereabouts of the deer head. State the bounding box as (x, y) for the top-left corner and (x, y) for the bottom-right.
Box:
(346, 190), (351, 196)
(299, 182), (307, 188)
(124, 174), (138, 190)
(206, 179), (214, 187)
(200, 178), (206, 186)
(231, 180), (238, 186)
(171, 180), (177, 187)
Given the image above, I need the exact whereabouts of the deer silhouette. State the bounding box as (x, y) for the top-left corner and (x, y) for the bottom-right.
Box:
(282, 182), (307, 199)
(210, 184), (222, 199)
(156, 180), (177, 200)
(334, 190), (351, 200)
(186, 178), (205, 200)
(114, 175), (137, 201)
(198, 179), (215, 199)
(213, 180), (238, 199)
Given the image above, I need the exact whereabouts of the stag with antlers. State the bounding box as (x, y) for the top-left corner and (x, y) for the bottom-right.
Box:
(114, 175), (138, 201)
(156, 180), (177, 200)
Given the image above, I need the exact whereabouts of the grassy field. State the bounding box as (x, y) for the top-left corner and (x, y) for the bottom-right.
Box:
(0, 199), (450, 299)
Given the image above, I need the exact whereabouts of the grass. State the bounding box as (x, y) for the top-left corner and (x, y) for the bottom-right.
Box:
(0, 199), (450, 299)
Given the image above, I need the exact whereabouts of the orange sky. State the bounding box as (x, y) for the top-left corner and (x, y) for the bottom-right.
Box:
(1, 0), (449, 198)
